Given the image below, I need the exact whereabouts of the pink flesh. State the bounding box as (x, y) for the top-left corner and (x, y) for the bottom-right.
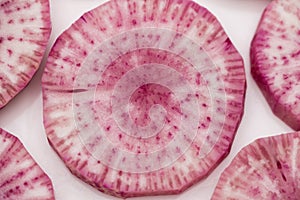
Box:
(251, 0), (300, 130)
(0, 129), (55, 199)
(0, 0), (51, 108)
(212, 131), (300, 200)
(42, 0), (246, 197)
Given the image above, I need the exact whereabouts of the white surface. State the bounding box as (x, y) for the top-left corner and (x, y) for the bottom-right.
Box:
(0, 0), (292, 199)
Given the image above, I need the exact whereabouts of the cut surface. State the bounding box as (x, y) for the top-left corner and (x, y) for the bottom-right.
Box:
(42, 0), (246, 197)
(0, 0), (51, 108)
(0, 129), (55, 199)
(251, 0), (300, 130)
(212, 131), (300, 200)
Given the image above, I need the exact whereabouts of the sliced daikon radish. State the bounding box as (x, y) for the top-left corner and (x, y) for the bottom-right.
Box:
(251, 0), (300, 130)
(42, 0), (246, 197)
(212, 131), (300, 199)
(0, 128), (55, 199)
(0, 0), (51, 108)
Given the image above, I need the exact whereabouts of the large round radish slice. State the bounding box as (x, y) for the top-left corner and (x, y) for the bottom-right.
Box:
(42, 0), (246, 197)
(251, 0), (300, 130)
(212, 131), (300, 199)
(0, 129), (55, 199)
(0, 0), (51, 108)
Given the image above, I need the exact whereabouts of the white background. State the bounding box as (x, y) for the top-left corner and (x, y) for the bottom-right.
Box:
(0, 0), (292, 199)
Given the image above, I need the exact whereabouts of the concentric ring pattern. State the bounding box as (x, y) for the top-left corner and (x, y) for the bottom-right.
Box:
(42, 0), (246, 197)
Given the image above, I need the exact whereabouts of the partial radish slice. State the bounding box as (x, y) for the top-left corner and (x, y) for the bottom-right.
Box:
(251, 0), (300, 130)
(0, 129), (55, 199)
(0, 0), (51, 108)
(212, 132), (300, 199)
(42, 0), (246, 197)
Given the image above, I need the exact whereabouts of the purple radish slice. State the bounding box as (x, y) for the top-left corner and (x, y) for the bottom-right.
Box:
(42, 0), (246, 197)
(0, 0), (51, 108)
(0, 128), (55, 199)
(212, 131), (300, 199)
(251, 0), (300, 130)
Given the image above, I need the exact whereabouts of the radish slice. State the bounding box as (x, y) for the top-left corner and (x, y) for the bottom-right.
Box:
(212, 131), (300, 199)
(0, 129), (55, 199)
(251, 0), (300, 130)
(0, 0), (51, 108)
(42, 0), (246, 197)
